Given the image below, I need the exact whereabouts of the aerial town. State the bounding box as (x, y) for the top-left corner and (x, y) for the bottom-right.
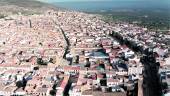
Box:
(0, 10), (169, 96)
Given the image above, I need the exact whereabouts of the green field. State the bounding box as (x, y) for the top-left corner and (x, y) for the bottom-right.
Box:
(98, 10), (170, 31)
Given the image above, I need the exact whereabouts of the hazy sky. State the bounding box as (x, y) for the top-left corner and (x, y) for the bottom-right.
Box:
(38, 0), (139, 2)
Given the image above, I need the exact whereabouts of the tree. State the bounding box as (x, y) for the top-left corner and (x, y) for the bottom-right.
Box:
(33, 66), (39, 70)
(0, 14), (5, 19)
(49, 90), (56, 96)
(162, 82), (168, 94)
(22, 78), (27, 90)
(16, 81), (23, 88)
(49, 58), (54, 63)
(37, 58), (47, 65)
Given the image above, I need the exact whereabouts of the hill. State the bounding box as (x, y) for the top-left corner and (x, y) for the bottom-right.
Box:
(0, 0), (60, 17)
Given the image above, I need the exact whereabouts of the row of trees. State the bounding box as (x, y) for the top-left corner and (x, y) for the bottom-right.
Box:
(110, 31), (143, 53)
(110, 31), (163, 96)
(141, 49), (162, 96)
